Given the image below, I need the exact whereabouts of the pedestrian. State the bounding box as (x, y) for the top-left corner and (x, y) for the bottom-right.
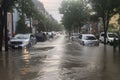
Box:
(46, 32), (49, 40)
(7, 30), (11, 41)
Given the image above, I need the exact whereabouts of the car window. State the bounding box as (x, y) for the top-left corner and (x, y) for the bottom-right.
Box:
(101, 33), (105, 37)
(100, 33), (108, 37)
(108, 34), (118, 38)
(14, 34), (29, 39)
(84, 36), (96, 40)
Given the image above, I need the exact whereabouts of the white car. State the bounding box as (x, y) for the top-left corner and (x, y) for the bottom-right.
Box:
(79, 34), (99, 46)
(9, 34), (36, 49)
(99, 32), (118, 44)
(70, 33), (80, 41)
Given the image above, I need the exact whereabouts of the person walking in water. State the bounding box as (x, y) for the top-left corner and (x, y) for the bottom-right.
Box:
(7, 30), (11, 41)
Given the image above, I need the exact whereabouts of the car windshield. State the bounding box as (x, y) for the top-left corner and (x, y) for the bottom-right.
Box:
(84, 36), (96, 40)
(108, 34), (118, 38)
(14, 34), (29, 39)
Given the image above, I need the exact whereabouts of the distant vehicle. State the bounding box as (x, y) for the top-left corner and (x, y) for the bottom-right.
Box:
(70, 33), (80, 41)
(9, 34), (36, 49)
(48, 32), (54, 39)
(78, 34), (99, 46)
(99, 32), (118, 44)
(35, 32), (47, 42)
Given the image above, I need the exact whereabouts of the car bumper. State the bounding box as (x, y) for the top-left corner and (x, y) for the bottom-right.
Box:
(10, 44), (27, 49)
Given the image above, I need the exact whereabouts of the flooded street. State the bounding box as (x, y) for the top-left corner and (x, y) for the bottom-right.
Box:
(1, 35), (120, 80)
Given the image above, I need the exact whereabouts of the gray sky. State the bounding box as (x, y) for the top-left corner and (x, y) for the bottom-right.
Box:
(40, 0), (63, 22)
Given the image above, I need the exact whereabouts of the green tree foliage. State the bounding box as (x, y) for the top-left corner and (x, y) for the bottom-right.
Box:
(0, 0), (37, 51)
(15, 0), (38, 34)
(16, 16), (32, 34)
(16, 0), (35, 18)
(32, 10), (46, 32)
(89, 14), (99, 22)
(59, 0), (89, 33)
(89, 0), (120, 44)
(108, 23), (117, 32)
(43, 16), (63, 32)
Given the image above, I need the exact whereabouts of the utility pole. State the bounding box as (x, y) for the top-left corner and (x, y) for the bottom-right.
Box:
(0, 1), (4, 51)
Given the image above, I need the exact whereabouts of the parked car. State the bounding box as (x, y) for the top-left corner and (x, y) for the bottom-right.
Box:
(70, 33), (80, 41)
(99, 32), (118, 44)
(9, 34), (36, 49)
(78, 34), (99, 46)
(35, 32), (47, 42)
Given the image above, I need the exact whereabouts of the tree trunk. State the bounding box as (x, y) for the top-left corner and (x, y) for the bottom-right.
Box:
(102, 16), (107, 45)
(4, 8), (8, 51)
(11, 13), (14, 37)
(0, 8), (4, 51)
(0, 0), (12, 51)
(4, 0), (9, 51)
(0, 0), (5, 51)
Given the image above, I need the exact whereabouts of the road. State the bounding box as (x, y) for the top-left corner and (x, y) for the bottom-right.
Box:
(0, 35), (120, 80)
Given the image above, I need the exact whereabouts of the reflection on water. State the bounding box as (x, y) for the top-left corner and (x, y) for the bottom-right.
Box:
(59, 43), (120, 80)
(0, 52), (15, 80)
(33, 35), (66, 80)
(1, 36), (120, 80)
(23, 48), (30, 63)
(0, 48), (37, 80)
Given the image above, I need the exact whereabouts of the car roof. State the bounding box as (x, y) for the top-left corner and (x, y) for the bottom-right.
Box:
(82, 34), (95, 36)
(15, 34), (25, 36)
(100, 32), (115, 34)
(16, 33), (34, 35)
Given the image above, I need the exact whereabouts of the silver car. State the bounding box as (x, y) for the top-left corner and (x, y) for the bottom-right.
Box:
(79, 34), (99, 46)
(9, 34), (36, 49)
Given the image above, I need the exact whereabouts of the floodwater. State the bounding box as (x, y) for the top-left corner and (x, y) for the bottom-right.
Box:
(0, 35), (120, 80)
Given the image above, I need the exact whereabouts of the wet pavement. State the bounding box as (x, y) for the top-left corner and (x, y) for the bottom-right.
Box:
(0, 35), (120, 80)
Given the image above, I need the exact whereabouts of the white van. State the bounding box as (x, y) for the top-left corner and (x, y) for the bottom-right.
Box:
(99, 32), (118, 44)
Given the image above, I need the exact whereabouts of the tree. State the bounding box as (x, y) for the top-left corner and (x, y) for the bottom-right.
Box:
(0, 0), (38, 51)
(15, 0), (35, 17)
(59, 0), (89, 34)
(89, 14), (99, 22)
(16, 16), (28, 33)
(0, 0), (17, 51)
(15, 0), (37, 34)
(32, 10), (46, 32)
(89, 0), (120, 44)
(43, 15), (63, 32)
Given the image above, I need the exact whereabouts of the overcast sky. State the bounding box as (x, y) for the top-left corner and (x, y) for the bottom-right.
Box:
(39, 0), (63, 22)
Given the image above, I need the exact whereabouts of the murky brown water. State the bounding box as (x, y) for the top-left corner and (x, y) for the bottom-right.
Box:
(1, 35), (120, 80)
